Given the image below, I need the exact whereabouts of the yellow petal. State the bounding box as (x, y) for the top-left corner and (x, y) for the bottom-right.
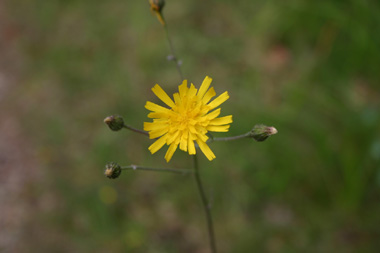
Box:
(198, 106), (211, 116)
(179, 137), (188, 151)
(166, 130), (180, 144)
(205, 108), (221, 120)
(165, 143), (178, 162)
(153, 118), (169, 123)
(207, 91), (229, 110)
(188, 124), (198, 134)
(195, 125), (208, 135)
(188, 133), (196, 155)
(152, 84), (175, 108)
(179, 129), (188, 151)
(196, 140), (216, 161)
(148, 135), (167, 154)
(178, 80), (188, 98)
(149, 127), (169, 139)
(173, 93), (181, 105)
(196, 132), (209, 142)
(144, 121), (167, 131)
(144, 122), (155, 131)
(209, 115), (233, 125)
(207, 125), (230, 132)
(202, 87), (216, 104)
(188, 83), (197, 99)
(197, 76), (212, 99)
(145, 101), (170, 113)
(147, 112), (170, 119)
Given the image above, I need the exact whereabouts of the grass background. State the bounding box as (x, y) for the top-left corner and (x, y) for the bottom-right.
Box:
(1, 0), (380, 252)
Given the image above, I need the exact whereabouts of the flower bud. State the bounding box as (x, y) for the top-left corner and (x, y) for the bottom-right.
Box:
(104, 162), (122, 179)
(250, 124), (278, 142)
(104, 115), (124, 131)
(149, 0), (165, 25)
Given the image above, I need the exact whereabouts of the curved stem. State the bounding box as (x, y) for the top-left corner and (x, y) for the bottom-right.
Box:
(193, 155), (217, 253)
(163, 20), (184, 81)
(121, 165), (192, 174)
(123, 124), (149, 136)
(208, 132), (251, 142)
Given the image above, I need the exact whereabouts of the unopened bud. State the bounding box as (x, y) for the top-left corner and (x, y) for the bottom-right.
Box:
(104, 115), (124, 131)
(149, 0), (165, 25)
(104, 162), (122, 179)
(250, 124), (278, 142)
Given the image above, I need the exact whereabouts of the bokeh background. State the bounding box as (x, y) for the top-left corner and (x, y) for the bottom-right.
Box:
(1, 0), (380, 252)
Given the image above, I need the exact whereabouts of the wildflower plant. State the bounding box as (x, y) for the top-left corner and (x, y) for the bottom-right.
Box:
(103, 1), (277, 252)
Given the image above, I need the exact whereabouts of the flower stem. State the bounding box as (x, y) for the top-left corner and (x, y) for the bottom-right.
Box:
(209, 132), (251, 142)
(123, 124), (149, 136)
(163, 18), (184, 81)
(193, 154), (217, 253)
(121, 165), (193, 174)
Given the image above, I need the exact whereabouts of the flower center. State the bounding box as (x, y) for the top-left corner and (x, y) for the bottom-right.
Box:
(170, 99), (202, 131)
(174, 110), (192, 129)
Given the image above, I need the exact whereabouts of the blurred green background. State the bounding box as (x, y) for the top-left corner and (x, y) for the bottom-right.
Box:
(1, 0), (380, 252)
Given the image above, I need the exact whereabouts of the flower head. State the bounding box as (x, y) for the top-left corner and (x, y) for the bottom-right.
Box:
(144, 76), (233, 162)
(249, 124), (278, 142)
(104, 162), (122, 179)
(104, 115), (124, 131)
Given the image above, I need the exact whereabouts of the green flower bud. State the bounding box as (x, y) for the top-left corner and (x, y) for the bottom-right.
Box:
(104, 115), (124, 131)
(104, 162), (122, 179)
(250, 124), (278, 142)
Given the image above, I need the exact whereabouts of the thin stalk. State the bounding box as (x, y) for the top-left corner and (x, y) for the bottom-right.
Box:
(121, 165), (193, 174)
(123, 124), (149, 136)
(209, 132), (251, 142)
(193, 154), (217, 253)
(163, 20), (184, 81)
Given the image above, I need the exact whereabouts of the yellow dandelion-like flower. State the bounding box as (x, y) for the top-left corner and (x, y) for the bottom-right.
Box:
(144, 76), (233, 162)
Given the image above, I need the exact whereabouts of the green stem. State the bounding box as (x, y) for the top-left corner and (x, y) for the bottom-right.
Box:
(121, 165), (193, 174)
(123, 124), (149, 136)
(209, 132), (251, 142)
(163, 19), (184, 81)
(193, 154), (217, 253)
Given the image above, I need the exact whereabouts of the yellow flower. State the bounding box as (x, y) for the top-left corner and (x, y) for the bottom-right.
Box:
(144, 76), (233, 162)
